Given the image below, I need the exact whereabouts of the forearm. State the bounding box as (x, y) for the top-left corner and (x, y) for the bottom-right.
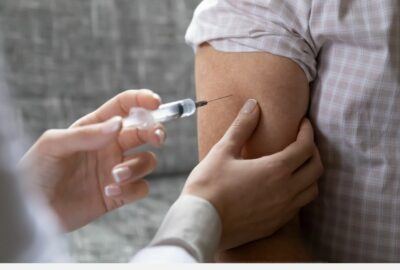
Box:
(196, 44), (311, 261)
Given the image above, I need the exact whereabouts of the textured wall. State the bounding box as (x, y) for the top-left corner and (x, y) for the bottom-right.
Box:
(0, 0), (201, 175)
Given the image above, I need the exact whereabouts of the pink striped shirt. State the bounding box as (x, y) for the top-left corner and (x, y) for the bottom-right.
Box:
(186, 0), (400, 262)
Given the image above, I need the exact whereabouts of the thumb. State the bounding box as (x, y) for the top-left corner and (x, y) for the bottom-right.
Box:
(42, 116), (122, 156)
(218, 99), (260, 156)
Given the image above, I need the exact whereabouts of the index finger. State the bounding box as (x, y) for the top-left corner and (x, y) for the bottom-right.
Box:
(72, 89), (161, 127)
(267, 118), (315, 172)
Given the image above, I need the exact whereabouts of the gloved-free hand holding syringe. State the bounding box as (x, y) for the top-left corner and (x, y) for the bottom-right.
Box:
(123, 95), (232, 129)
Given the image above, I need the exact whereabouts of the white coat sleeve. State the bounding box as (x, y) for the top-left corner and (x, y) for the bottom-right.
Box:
(131, 195), (222, 263)
(0, 76), (66, 262)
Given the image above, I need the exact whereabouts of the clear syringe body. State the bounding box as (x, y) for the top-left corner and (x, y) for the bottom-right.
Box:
(123, 98), (197, 129)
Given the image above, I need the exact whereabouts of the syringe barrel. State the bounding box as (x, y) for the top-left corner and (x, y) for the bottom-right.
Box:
(152, 98), (196, 122)
(123, 98), (196, 129)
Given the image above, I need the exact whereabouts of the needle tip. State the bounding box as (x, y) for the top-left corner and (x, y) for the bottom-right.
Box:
(207, 94), (233, 103)
(196, 94), (233, 109)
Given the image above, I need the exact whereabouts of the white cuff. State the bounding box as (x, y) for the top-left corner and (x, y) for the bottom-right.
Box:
(132, 246), (197, 263)
(149, 195), (222, 262)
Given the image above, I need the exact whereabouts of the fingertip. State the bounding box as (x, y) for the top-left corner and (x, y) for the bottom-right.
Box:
(134, 151), (158, 173)
(155, 128), (166, 144)
(152, 93), (162, 104)
(152, 125), (167, 147)
(104, 184), (122, 197)
(134, 180), (150, 200)
(219, 99), (260, 155)
(138, 124), (167, 148)
(120, 89), (161, 111)
(297, 118), (314, 141)
(239, 99), (260, 125)
(240, 99), (258, 115)
(138, 89), (162, 110)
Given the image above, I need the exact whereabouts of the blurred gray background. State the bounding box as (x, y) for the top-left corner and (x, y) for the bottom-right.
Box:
(0, 0), (202, 262)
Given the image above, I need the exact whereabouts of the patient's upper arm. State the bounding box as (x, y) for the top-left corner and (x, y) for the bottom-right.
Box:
(195, 43), (312, 262)
(196, 43), (309, 160)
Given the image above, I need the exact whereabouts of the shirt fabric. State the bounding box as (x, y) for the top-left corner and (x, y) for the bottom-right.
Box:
(186, 0), (400, 262)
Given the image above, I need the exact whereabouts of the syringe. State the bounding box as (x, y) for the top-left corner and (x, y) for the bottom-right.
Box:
(123, 95), (232, 129)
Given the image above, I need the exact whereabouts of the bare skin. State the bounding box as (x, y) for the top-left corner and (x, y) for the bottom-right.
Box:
(195, 43), (313, 262)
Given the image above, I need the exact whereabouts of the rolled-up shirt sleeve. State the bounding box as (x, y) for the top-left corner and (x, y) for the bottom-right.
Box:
(185, 0), (317, 82)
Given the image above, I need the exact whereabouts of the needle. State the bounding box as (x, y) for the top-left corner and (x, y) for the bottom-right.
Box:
(195, 94), (233, 108)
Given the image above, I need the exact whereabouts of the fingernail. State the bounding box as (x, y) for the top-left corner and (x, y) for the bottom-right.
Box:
(105, 185), (121, 197)
(241, 99), (257, 114)
(102, 116), (122, 134)
(155, 128), (166, 145)
(112, 167), (132, 183)
(152, 93), (162, 103)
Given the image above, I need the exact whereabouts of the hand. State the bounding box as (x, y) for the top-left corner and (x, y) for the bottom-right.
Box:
(19, 90), (167, 231)
(183, 99), (323, 250)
